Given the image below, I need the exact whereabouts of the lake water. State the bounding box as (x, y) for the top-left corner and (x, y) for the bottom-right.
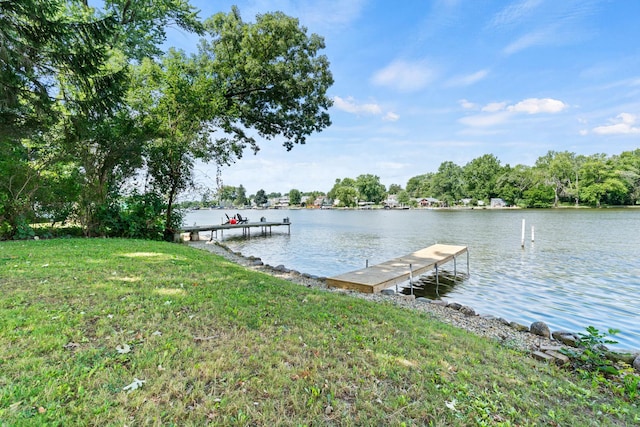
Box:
(185, 208), (640, 350)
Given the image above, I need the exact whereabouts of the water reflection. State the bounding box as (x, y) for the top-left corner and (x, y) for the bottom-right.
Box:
(400, 270), (468, 299)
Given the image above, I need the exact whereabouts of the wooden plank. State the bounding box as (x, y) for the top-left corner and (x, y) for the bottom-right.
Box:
(326, 244), (467, 293)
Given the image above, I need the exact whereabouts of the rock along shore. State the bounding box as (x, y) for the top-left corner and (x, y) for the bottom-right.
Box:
(188, 240), (640, 370)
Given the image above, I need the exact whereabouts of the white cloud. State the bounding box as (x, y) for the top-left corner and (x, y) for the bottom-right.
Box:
(490, 0), (544, 28)
(333, 96), (399, 122)
(492, 1), (600, 55)
(459, 97), (567, 127)
(333, 96), (382, 115)
(371, 60), (436, 92)
(383, 112), (400, 122)
(459, 99), (477, 110)
(592, 113), (640, 135)
(446, 69), (489, 87)
(507, 98), (567, 114)
(503, 30), (550, 55)
(482, 102), (508, 113)
(459, 111), (511, 127)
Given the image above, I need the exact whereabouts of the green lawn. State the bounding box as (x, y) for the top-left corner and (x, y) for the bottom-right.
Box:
(0, 239), (638, 426)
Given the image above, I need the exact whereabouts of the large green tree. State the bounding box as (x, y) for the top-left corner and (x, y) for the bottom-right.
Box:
(405, 173), (433, 198)
(578, 154), (628, 207)
(0, 0), (124, 237)
(495, 164), (534, 206)
(288, 189), (302, 205)
(387, 184), (403, 195)
(431, 161), (464, 204)
(616, 149), (640, 204)
(66, 0), (202, 236)
(463, 154), (503, 202)
(355, 174), (386, 204)
(328, 178), (357, 207)
(254, 189), (268, 206)
(197, 7), (333, 164)
(535, 151), (579, 207)
(0, 0), (202, 238)
(129, 49), (215, 238)
(135, 7), (333, 236)
(234, 184), (248, 207)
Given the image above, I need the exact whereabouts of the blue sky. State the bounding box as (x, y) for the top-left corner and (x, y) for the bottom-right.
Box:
(166, 0), (640, 197)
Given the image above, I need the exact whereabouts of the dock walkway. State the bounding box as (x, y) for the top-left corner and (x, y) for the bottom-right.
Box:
(182, 221), (291, 240)
(326, 244), (468, 294)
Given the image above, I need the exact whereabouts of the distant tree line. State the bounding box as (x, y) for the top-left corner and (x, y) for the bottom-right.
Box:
(402, 151), (640, 208)
(193, 150), (640, 210)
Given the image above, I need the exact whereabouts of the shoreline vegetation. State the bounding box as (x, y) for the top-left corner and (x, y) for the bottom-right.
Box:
(1, 238), (638, 425)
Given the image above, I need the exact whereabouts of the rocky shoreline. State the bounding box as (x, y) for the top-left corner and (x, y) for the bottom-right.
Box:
(188, 240), (640, 371)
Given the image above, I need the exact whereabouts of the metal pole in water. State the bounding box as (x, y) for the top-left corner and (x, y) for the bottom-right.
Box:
(531, 226), (535, 242)
(366, 259), (369, 268)
(521, 219), (525, 248)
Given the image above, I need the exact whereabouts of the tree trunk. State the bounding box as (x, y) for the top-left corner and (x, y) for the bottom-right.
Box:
(164, 178), (178, 241)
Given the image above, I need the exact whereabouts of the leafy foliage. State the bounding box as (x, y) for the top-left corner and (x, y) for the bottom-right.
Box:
(559, 326), (640, 400)
(561, 326), (620, 375)
(355, 174), (386, 204)
(288, 188), (302, 205)
(254, 189), (268, 206)
(399, 149), (640, 208)
(0, 0), (123, 137)
(94, 191), (183, 240)
(200, 6), (333, 160)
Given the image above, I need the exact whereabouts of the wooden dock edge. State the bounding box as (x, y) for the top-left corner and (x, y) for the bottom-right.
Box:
(326, 244), (468, 294)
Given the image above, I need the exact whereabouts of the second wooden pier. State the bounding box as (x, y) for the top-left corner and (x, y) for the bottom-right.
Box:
(182, 220), (291, 241)
(326, 244), (468, 294)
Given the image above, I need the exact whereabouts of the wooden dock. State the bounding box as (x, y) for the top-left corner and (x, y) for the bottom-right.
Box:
(182, 221), (291, 240)
(326, 244), (468, 294)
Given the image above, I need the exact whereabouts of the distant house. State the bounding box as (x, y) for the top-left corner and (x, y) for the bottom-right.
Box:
(313, 196), (331, 208)
(418, 197), (440, 207)
(268, 196), (290, 208)
(491, 198), (507, 208)
(385, 194), (399, 208)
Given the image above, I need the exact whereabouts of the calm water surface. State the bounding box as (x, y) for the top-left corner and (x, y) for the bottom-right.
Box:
(185, 208), (640, 350)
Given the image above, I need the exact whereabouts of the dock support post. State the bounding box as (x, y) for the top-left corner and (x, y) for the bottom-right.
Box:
(453, 256), (457, 276)
(409, 263), (413, 295)
(466, 249), (470, 275)
(435, 263), (439, 296)
(531, 225), (535, 242)
(521, 219), (525, 248)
